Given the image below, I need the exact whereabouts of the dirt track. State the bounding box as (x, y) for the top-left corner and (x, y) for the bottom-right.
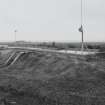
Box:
(8, 46), (96, 55)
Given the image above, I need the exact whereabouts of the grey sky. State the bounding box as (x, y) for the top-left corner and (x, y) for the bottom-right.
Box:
(0, 0), (105, 42)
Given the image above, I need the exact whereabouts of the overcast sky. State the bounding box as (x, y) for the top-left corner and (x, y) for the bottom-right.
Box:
(0, 0), (105, 42)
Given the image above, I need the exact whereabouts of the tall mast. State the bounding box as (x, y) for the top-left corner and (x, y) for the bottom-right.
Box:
(81, 0), (83, 25)
(81, 0), (84, 52)
(78, 0), (84, 53)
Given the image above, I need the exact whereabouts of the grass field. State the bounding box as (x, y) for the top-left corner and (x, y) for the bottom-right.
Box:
(0, 46), (105, 105)
(0, 41), (105, 49)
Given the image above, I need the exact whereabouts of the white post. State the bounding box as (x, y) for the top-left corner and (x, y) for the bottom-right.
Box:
(14, 30), (17, 42)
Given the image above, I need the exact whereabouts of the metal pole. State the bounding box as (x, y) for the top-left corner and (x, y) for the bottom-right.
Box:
(81, 0), (83, 25)
(81, 0), (84, 53)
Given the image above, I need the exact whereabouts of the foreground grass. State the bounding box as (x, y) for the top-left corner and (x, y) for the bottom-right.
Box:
(0, 50), (105, 105)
